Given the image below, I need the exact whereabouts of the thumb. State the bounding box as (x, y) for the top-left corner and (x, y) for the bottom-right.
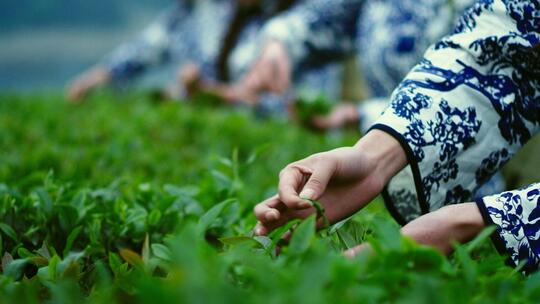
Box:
(298, 161), (335, 201)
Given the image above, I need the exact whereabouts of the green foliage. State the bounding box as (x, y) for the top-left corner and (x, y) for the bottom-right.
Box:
(294, 93), (333, 124)
(0, 92), (535, 303)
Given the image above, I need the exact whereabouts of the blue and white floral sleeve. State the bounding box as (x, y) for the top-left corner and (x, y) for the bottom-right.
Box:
(370, 0), (540, 267)
(102, 2), (193, 84)
(478, 183), (540, 272)
(260, 0), (361, 70)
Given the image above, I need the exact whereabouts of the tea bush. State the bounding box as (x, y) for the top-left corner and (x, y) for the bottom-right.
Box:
(0, 92), (538, 303)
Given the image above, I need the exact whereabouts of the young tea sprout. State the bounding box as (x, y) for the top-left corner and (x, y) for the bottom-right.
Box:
(306, 199), (330, 228)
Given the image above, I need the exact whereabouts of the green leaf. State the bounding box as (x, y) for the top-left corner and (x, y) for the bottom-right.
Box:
(56, 204), (80, 230)
(138, 183), (151, 192)
(63, 226), (82, 258)
(465, 225), (496, 253)
(108, 252), (126, 276)
(197, 199), (235, 234)
(48, 255), (61, 280)
(37, 242), (51, 259)
(29, 256), (48, 267)
(372, 217), (401, 251)
(142, 234), (150, 266)
(288, 215), (316, 256)
(307, 199), (330, 228)
(119, 249), (144, 269)
(3, 258), (28, 280)
(269, 219), (301, 250)
(163, 184), (199, 198)
(454, 245), (477, 286)
(219, 236), (260, 247)
(62, 261), (81, 279)
(253, 236), (272, 250)
(17, 247), (34, 259)
(35, 188), (53, 215)
(0, 223), (18, 242)
(147, 209), (162, 226)
(2, 252), (13, 271)
(151, 244), (172, 261)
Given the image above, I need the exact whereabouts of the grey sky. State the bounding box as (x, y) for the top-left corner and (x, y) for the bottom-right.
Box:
(0, 2), (172, 92)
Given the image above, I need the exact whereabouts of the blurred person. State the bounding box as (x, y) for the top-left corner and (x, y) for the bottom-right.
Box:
(67, 0), (343, 115)
(235, 0), (505, 202)
(235, 0), (474, 129)
(253, 0), (540, 272)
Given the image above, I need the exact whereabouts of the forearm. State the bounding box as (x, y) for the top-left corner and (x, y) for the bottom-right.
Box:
(344, 203), (485, 258)
(401, 203), (485, 255)
(352, 129), (408, 187)
(197, 81), (257, 106)
(103, 5), (183, 83)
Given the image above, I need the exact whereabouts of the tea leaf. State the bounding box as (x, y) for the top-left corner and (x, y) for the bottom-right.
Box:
(119, 249), (144, 269)
(197, 198), (235, 234)
(288, 215), (316, 256)
(0, 223), (18, 242)
(151, 244), (172, 261)
(63, 226), (82, 258)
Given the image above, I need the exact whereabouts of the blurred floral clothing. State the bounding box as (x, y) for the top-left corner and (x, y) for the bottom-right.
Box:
(262, 0), (504, 209)
(372, 0), (540, 272)
(102, 0), (342, 106)
(261, 0), (474, 99)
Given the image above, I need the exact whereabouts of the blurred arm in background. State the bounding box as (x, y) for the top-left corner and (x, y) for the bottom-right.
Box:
(66, 2), (192, 102)
(236, 0), (361, 100)
(310, 0), (476, 131)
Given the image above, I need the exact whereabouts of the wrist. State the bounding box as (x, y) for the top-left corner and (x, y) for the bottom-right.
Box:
(353, 129), (408, 185)
(91, 66), (112, 85)
(263, 37), (291, 64)
(344, 103), (360, 123)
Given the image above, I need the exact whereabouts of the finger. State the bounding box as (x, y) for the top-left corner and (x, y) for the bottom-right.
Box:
(310, 115), (331, 130)
(254, 201), (280, 223)
(259, 65), (274, 92)
(278, 164), (313, 209)
(253, 222), (270, 236)
(269, 58), (282, 92)
(343, 244), (371, 259)
(242, 71), (263, 94)
(274, 56), (291, 93)
(67, 83), (85, 102)
(298, 159), (336, 201)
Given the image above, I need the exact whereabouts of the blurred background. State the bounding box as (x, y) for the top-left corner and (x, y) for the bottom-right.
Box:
(0, 0), (173, 92)
(1, 0), (538, 188)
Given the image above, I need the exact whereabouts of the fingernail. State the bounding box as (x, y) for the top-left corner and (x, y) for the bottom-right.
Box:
(266, 211), (279, 221)
(298, 200), (312, 209)
(254, 227), (262, 236)
(299, 188), (315, 200)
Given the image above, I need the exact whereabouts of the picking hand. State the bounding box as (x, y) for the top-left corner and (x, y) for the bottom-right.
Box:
(239, 40), (291, 99)
(254, 130), (408, 236)
(311, 103), (360, 130)
(66, 66), (110, 103)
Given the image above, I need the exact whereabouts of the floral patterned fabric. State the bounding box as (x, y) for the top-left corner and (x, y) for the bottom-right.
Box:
(262, 0), (508, 221)
(101, 0), (343, 103)
(479, 183), (540, 273)
(261, 0), (475, 99)
(372, 0), (540, 269)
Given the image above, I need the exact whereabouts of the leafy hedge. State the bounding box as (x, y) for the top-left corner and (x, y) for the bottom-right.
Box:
(0, 93), (538, 303)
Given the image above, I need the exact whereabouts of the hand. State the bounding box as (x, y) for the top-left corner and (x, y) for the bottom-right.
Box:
(239, 40), (291, 99)
(178, 62), (202, 97)
(254, 130), (408, 235)
(311, 103), (360, 130)
(66, 66), (110, 103)
(343, 203), (485, 258)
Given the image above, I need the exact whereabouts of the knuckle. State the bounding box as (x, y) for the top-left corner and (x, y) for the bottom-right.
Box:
(279, 163), (298, 178)
(307, 177), (324, 191)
